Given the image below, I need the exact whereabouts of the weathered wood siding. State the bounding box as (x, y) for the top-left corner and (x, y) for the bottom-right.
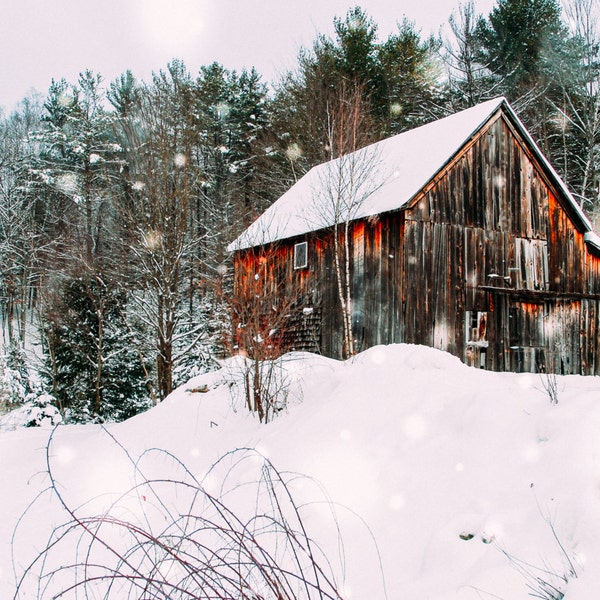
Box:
(233, 110), (600, 374)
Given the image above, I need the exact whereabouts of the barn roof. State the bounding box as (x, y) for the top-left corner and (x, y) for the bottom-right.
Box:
(228, 97), (600, 252)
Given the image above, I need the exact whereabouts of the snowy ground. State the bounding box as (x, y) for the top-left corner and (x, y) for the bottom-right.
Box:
(2, 344), (600, 599)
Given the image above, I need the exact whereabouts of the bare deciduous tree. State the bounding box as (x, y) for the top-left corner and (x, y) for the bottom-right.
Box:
(315, 83), (384, 358)
(0, 96), (43, 347)
(442, 0), (501, 108)
(111, 68), (201, 401)
(226, 243), (306, 423)
(557, 0), (600, 212)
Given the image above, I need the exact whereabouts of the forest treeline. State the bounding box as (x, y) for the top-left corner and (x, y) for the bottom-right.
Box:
(0, 0), (598, 422)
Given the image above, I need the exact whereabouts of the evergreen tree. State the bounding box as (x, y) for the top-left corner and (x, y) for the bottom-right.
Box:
(31, 73), (123, 262)
(476, 0), (566, 95)
(380, 19), (442, 131)
(43, 276), (150, 422)
(332, 7), (388, 125)
(272, 7), (441, 173)
(474, 1), (577, 132)
(473, 0), (589, 177)
(554, 0), (600, 212)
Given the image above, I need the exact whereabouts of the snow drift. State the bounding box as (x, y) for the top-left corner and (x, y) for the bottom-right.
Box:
(2, 344), (600, 599)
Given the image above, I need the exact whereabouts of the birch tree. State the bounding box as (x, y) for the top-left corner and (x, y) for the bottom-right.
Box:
(315, 84), (384, 359)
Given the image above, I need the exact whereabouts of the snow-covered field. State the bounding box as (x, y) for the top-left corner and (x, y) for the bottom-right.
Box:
(2, 344), (600, 599)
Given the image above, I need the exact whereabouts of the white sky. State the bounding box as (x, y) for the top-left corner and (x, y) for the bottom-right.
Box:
(0, 0), (496, 113)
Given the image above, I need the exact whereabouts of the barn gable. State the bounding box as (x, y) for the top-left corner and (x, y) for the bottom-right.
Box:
(229, 98), (599, 253)
(229, 99), (600, 375)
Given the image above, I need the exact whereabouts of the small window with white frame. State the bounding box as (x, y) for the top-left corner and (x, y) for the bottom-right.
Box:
(294, 241), (308, 270)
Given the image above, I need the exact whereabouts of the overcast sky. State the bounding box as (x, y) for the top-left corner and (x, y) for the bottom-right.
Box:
(0, 0), (497, 113)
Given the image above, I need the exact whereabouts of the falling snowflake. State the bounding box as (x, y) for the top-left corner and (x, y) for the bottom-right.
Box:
(174, 153), (187, 167)
(390, 102), (403, 116)
(56, 173), (79, 195)
(58, 91), (74, 108)
(143, 231), (161, 250)
(285, 143), (302, 162)
(216, 102), (230, 120)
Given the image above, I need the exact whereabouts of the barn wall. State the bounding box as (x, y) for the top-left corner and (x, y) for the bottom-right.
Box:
(232, 112), (600, 374)
(402, 113), (600, 375)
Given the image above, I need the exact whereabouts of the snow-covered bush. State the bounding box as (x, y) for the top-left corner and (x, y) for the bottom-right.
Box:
(23, 393), (62, 427)
(0, 365), (27, 406)
(0, 343), (31, 406)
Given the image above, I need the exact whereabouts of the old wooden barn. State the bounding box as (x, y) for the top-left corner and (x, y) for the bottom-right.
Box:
(228, 97), (600, 375)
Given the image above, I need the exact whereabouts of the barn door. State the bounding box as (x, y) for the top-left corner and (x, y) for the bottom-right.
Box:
(507, 301), (546, 372)
(484, 294), (543, 373)
(542, 300), (580, 375)
(465, 311), (488, 368)
(513, 238), (549, 290)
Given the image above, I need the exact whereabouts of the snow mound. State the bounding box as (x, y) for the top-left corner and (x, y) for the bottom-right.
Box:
(351, 342), (465, 370)
(2, 343), (600, 599)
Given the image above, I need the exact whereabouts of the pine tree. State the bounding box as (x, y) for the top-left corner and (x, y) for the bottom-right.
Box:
(272, 7), (441, 174)
(32, 73), (123, 262)
(475, 0), (567, 96)
(42, 276), (150, 422)
(554, 0), (600, 212)
(475, 0), (587, 172)
(379, 19), (442, 132)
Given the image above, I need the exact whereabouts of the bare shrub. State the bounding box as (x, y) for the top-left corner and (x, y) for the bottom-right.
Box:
(13, 428), (350, 599)
(539, 370), (560, 405)
(223, 354), (297, 424)
(498, 508), (577, 600)
(225, 244), (307, 423)
(537, 346), (562, 405)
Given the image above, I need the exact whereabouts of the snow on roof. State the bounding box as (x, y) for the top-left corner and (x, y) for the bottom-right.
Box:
(228, 97), (594, 251)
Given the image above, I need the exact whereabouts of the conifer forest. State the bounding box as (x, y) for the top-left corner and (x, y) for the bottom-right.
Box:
(0, 0), (599, 422)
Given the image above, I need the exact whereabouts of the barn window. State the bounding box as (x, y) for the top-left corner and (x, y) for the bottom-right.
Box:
(294, 241), (308, 269)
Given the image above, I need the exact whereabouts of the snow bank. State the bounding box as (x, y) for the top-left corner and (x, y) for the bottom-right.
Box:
(2, 344), (600, 599)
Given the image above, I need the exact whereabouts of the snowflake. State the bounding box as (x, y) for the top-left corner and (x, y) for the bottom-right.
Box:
(216, 102), (230, 120)
(285, 143), (302, 162)
(56, 173), (79, 195)
(58, 91), (74, 108)
(174, 153), (187, 167)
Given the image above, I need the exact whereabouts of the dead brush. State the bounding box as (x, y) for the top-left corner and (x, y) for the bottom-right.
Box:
(13, 427), (350, 600)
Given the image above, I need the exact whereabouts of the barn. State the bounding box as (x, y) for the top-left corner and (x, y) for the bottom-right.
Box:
(228, 97), (600, 375)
